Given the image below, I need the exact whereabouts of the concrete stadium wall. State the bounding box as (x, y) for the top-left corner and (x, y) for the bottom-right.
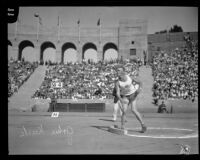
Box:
(8, 19), (148, 63)
(19, 97), (198, 113)
(147, 32), (198, 61)
(8, 22), (197, 63)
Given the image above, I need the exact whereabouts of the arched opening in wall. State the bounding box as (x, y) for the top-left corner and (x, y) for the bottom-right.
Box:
(22, 47), (36, 62)
(103, 43), (118, 61)
(18, 40), (34, 61)
(40, 41), (56, 63)
(61, 42), (77, 64)
(64, 49), (78, 64)
(8, 40), (12, 46)
(82, 43), (98, 63)
(8, 40), (14, 61)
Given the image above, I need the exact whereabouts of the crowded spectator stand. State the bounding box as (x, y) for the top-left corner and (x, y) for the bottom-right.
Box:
(152, 39), (198, 104)
(8, 59), (39, 98)
(31, 58), (141, 101)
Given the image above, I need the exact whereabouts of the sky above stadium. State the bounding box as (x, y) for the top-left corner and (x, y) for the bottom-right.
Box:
(8, 6), (198, 34)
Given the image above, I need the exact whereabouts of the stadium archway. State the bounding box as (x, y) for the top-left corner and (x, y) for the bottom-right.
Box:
(18, 40), (34, 61)
(8, 40), (14, 61)
(103, 42), (118, 61)
(61, 42), (77, 64)
(8, 40), (12, 46)
(40, 41), (56, 63)
(82, 42), (98, 63)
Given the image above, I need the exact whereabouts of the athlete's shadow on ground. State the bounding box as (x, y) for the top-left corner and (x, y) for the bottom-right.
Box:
(96, 119), (142, 133)
(91, 125), (142, 134)
(91, 125), (110, 132)
(98, 118), (114, 122)
(99, 118), (128, 123)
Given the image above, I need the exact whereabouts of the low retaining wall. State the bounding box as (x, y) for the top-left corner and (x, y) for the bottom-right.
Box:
(10, 98), (197, 114)
(47, 103), (106, 112)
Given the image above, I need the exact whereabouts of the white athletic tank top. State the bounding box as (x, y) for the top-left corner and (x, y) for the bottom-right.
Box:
(119, 75), (139, 96)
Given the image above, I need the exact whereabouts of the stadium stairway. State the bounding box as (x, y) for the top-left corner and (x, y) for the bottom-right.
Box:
(8, 65), (47, 111)
(136, 65), (156, 111)
(128, 65), (198, 114)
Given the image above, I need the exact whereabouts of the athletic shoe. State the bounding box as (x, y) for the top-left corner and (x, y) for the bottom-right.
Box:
(121, 125), (125, 130)
(112, 118), (117, 122)
(141, 125), (147, 133)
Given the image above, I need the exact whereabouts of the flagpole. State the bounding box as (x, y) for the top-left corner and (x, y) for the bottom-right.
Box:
(78, 21), (80, 43)
(15, 8), (20, 40)
(77, 19), (80, 62)
(58, 16), (60, 42)
(99, 19), (101, 44)
(118, 26), (120, 59)
(14, 19), (18, 40)
(37, 16), (40, 41)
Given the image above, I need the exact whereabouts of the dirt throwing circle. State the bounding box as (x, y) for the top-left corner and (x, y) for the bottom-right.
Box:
(109, 126), (198, 139)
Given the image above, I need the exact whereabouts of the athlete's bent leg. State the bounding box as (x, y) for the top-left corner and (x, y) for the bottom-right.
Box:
(119, 97), (128, 129)
(119, 105), (128, 122)
(113, 102), (119, 121)
(116, 101), (127, 123)
(130, 99), (147, 133)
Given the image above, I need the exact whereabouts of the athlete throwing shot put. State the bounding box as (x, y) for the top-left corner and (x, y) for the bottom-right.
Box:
(115, 70), (147, 133)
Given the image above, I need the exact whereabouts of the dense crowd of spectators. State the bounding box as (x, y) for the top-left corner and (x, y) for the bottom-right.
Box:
(152, 40), (198, 103)
(8, 58), (38, 97)
(32, 59), (141, 100)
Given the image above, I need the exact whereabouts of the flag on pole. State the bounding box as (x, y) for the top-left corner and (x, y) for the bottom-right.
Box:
(39, 16), (42, 25)
(97, 18), (101, 43)
(14, 16), (20, 40)
(58, 16), (62, 27)
(97, 18), (100, 26)
(34, 13), (42, 25)
(78, 19), (80, 43)
(34, 13), (40, 41)
(34, 13), (39, 17)
(57, 16), (60, 42)
(58, 16), (60, 26)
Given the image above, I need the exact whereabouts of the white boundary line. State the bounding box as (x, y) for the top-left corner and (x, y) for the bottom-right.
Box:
(125, 133), (198, 139)
(126, 127), (194, 131)
(109, 127), (198, 139)
(125, 127), (198, 139)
